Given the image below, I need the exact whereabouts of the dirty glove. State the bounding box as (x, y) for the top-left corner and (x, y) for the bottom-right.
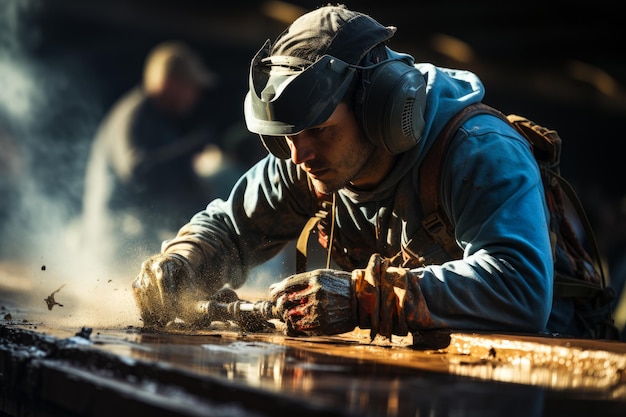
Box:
(269, 269), (356, 336)
(354, 253), (434, 340)
(270, 254), (431, 340)
(132, 253), (196, 327)
(353, 254), (408, 340)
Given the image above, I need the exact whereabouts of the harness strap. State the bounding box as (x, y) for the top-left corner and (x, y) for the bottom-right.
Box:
(416, 103), (610, 300)
(296, 197), (334, 274)
(414, 103), (504, 261)
(296, 216), (322, 274)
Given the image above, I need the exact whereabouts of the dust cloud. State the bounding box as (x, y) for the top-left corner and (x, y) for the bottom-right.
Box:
(0, 0), (291, 330)
(0, 0), (143, 329)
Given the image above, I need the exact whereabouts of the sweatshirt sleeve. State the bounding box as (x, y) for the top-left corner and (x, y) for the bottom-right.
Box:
(409, 114), (554, 334)
(160, 155), (316, 295)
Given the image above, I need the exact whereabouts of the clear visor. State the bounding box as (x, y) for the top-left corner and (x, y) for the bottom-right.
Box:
(244, 40), (357, 137)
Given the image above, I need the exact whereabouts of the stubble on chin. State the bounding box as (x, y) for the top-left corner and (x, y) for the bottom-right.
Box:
(310, 177), (340, 196)
(310, 146), (377, 195)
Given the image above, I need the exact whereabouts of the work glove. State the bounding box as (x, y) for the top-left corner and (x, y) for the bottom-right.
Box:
(269, 269), (356, 337)
(270, 254), (429, 340)
(132, 253), (196, 327)
(352, 254), (409, 340)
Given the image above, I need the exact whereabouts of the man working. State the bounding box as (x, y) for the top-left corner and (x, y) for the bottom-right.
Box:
(132, 5), (591, 340)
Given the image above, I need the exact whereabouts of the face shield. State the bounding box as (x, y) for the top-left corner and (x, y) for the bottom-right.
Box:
(244, 40), (358, 159)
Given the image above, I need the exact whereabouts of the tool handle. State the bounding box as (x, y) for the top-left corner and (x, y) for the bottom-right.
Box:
(194, 299), (281, 331)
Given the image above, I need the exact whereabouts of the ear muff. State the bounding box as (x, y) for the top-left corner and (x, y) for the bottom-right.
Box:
(356, 59), (427, 154)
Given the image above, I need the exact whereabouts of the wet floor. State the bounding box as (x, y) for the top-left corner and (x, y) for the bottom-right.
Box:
(2, 318), (626, 417)
(1, 263), (626, 416)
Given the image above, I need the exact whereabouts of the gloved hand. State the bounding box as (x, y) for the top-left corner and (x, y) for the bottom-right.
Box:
(132, 253), (196, 327)
(270, 254), (428, 340)
(269, 269), (356, 336)
(352, 254), (410, 340)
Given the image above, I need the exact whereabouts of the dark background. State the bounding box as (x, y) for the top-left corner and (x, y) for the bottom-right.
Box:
(0, 0), (624, 264)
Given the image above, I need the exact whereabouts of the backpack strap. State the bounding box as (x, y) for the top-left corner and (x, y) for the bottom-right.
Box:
(550, 171), (608, 295)
(296, 216), (323, 274)
(296, 197), (334, 274)
(415, 104), (612, 301)
(506, 115), (608, 294)
(409, 103), (506, 263)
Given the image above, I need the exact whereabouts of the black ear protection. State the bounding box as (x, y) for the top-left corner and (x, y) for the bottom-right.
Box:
(354, 49), (427, 155)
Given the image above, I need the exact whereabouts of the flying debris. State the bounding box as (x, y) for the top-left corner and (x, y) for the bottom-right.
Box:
(44, 284), (66, 310)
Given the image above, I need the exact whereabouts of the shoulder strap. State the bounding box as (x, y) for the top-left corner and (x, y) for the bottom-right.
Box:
(296, 197), (334, 274)
(419, 105), (609, 291)
(417, 103), (506, 258)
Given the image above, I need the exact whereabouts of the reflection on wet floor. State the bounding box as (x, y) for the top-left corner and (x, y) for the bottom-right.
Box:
(447, 334), (626, 391)
(87, 327), (551, 417)
(2, 320), (626, 416)
(67, 324), (625, 417)
(1, 260), (626, 417)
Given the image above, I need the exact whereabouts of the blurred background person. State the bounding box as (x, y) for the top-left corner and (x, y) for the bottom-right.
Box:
(81, 40), (219, 275)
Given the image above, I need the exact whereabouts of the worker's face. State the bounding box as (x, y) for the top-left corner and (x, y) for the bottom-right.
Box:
(286, 103), (380, 195)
